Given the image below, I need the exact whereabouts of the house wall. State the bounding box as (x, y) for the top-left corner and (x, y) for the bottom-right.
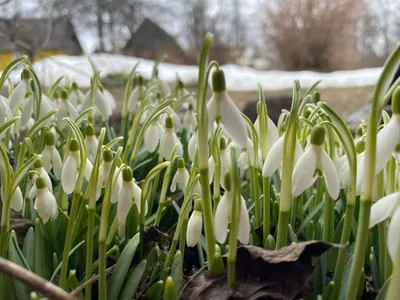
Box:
(0, 49), (65, 70)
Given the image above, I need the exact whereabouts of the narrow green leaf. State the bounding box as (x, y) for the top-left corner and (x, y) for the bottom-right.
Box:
(145, 280), (164, 300)
(119, 260), (147, 300)
(171, 250), (183, 293)
(9, 234), (30, 300)
(107, 233), (140, 300)
(296, 200), (324, 235)
(375, 276), (391, 300)
(26, 110), (57, 139)
(34, 219), (46, 279)
(22, 227), (35, 270)
(164, 276), (177, 300)
(50, 240), (85, 282)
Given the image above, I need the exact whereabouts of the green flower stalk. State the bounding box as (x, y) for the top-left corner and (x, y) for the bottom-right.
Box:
(275, 81), (301, 249)
(345, 44), (400, 300)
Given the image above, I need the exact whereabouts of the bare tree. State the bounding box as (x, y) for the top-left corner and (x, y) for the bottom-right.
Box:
(263, 0), (365, 71)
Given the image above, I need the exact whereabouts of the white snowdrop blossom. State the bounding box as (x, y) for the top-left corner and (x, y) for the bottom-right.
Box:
(9, 70), (33, 127)
(369, 192), (400, 262)
(34, 177), (58, 224)
(8, 187), (23, 212)
(29, 158), (53, 200)
(188, 131), (197, 161)
(187, 199), (203, 247)
(207, 69), (248, 148)
(68, 82), (85, 106)
(159, 116), (182, 160)
(81, 86), (116, 119)
(144, 120), (164, 153)
(118, 167), (147, 237)
(61, 139), (92, 194)
(85, 124), (99, 163)
(214, 174), (250, 244)
(128, 76), (145, 112)
(292, 126), (340, 199)
(183, 104), (197, 137)
(56, 91), (79, 128)
(262, 133), (304, 178)
(254, 114), (279, 152)
(0, 95), (13, 125)
(171, 158), (189, 193)
(42, 131), (63, 179)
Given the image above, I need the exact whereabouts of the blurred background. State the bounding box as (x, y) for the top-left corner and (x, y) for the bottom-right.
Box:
(0, 0), (399, 118)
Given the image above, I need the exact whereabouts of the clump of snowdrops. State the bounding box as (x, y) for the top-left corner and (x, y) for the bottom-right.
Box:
(0, 36), (400, 300)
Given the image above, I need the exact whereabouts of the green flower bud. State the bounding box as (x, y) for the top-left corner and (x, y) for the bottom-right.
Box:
(69, 138), (79, 152)
(211, 251), (225, 277)
(212, 69), (226, 92)
(256, 101), (261, 115)
(178, 80), (184, 89)
(310, 125), (325, 146)
(21, 69), (30, 80)
(220, 137), (227, 150)
(264, 234), (276, 250)
(395, 144), (400, 153)
(61, 90), (68, 100)
(33, 158), (43, 169)
(36, 177), (47, 189)
(122, 166), (133, 182)
(103, 148), (113, 162)
(177, 157), (185, 169)
(356, 126), (363, 137)
(312, 90), (320, 103)
(86, 124), (96, 136)
(392, 86), (400, 115)
(30, 80), (36, 92)
(163, 277), (177, 300)
(355, 139), (365, 153)
(165, 116), (174, 129)
(193, 199), (202, 212)
(53, 91), (60, 99)
(138, 75), (144, 86)
(71, 82), (78, 90)
(44, 131), (55, 146)
(188, 103), (193, 111)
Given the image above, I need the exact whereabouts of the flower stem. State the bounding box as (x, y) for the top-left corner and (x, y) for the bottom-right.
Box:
(276, 210), (289, 249)
(251, 166), (261, 227)
(262, 177), (270, 245)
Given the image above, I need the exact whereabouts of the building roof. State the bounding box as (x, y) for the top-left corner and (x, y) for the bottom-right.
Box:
(123, 18), (189, 63)
(0, 17), (82, 54)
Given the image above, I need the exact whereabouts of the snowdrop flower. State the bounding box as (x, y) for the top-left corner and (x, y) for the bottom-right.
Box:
(188, 131), (197, 161)
(118, 167), (146, 237)
(9, 69), (33, 126)
(128, 76), (145, 113)
(68, 82), (85, 106)
(42, 131), (62, 179)
(61, 138), (92, 194)
(171, 158), (189, 194)
(81, 86), (116, 119)
(359, 87), (400, 181)
(369, 192), (400, 262)
(177, 80), (196, 108)
(292, 126), (340, 199)
(214, 173), (250, 244)
(6, 187), (23, 212)
(160, 107), (182, 131)
(85, 124), (98, 163)
(0, 95), (12, 125)
(159, 116), (182, 160)
(144, 119), (164, 153)
(29, 158), (53, 200)
(187, 199), (203, 247)
(262, 133), (303, 178)
(183, 104), (197, 137)
(56, 90), (79, 129)
(35, 94), (56, 123)
(254, 112), (279, 151)
(207, 69), (247, 148)
(208, 137), (230, 187)
(96, 148), (122, 201)
(34, 177), (58, 224)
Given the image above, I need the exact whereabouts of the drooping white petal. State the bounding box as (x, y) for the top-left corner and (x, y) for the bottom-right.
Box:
(128, 88), (139, 112)
(220, 149), (230, 179)
(188, 132), (197, 161)
(375, 116), (400, 174)
(132, 181), (147, 214)
(294, 139), (304, 164)
(320, 149), (340, 199)
(267, 117), (279, 149)
(51, 147), (63, 179)
(369, 192), (399, 228)
(35, 188), (54, 224)
(208, 156), (215, 185)
(10, 187), (23, 211)
(20, 96), (33, 126)
(219, 92), (247, 148)
(39, 167), (53, 193)
(387, 207), (400, 262)
(67, 101), (79, 121)
(160, 129), (178, 160)
(262, 135), (284, 177)
(61, 153), (78, 194)
(144, 122), (163, 153)
(118, 182), (133, 225)
(214, 192), (230, 243)
(356, 153), (365, 196)
(111, 169), (122, 203)
(42, 146), (52, 172)
(103, 89), (116, 109)
(170, 172), (179, 192)
(183, 110), (197, 134)
(292, 147), (317, 197)
(186, 211), (203, 247)
(85, 136), (99, 163)
(85, 159), (93, 181)
(237, 196), (250, 244)
(9, 81), (27, 110)
(95, 90), (112, 119)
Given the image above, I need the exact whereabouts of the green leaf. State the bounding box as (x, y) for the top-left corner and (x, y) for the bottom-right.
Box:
(171, 250), (183, 293)
(107, 233), (140, 300)
(145, 280), (164, 300)
(9, 234), (30, 300)
(12, 154), (41, 194)
(34, 219), (46, 279)
(164, 276), (177, 300)
(22, 227), (35, 270)
(375, 276), (391, 300)
(50, 240), (85, 282)
(296, 200), (324, 235)
(0, 56), (27, 90)
(26, 110), (57, 139)
(119, 259), (147, 300)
